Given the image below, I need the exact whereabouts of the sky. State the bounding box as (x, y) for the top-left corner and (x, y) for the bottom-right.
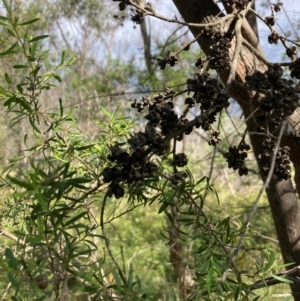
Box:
(255, 0), (300, 61)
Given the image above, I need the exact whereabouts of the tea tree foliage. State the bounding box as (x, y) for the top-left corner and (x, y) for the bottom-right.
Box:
(0, 0), (300, 301)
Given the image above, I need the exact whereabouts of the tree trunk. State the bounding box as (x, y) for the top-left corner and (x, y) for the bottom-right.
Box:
(172, 0), (300, 299)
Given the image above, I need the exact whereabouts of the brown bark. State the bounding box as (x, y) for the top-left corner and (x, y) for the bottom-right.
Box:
(171, 0), (300, 299)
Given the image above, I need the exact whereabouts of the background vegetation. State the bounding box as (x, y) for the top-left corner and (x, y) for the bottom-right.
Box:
(0, 0), (298, 300)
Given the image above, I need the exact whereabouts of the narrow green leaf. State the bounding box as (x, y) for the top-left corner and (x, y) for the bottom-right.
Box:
(29, 117), (41, 133)
(263, 252), (276, 273)
(0, 85), (12, 96)
(60, 51), (65, 65)
(19, 98), (31, 112)
(64, 211), (87, 227)
(5, 248), (18, 270)
(27, 35), (49, 43)
(59, 98), (63, 117)
(198, 260), (210, 273)
(5, 73), (12, 87)
(74, 144), (95, 151)
(0, 41), (18, 56)
(19, 18), (40, 25)
(3, 95), (16, 106)
(0, 20), (9, 27)
(6, 28), (16, 38)
(158, 201), (169, 214)
(8, 272), (20, 290)
(8, 176), (34, 190)
(272, 274), (294, 284)
(52, 73), (62, 82)
(44, 53), (50, 71)
(212, 258), (226, 270)
(52, 124), (59, 136)
(29, 41), (38, 58)
(206, 266), (213, 294)
(111, 270), (122, 290)
(128, 264), (134, 290)
(85, 239), (98, 250)
(12, 16), (19, 26)
(68, 177), (91, 184)
(16, 84), (24, 94)
(9, 156), (25, 163)
(13, 64), (28, 69)
(195, 176), (207, 186)
(35, 192), (48, 211)
(66, 267), (93, 284)
(100, 105), (113, 119)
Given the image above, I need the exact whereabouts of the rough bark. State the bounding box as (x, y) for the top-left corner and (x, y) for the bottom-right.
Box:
(171, 0), (300, 299)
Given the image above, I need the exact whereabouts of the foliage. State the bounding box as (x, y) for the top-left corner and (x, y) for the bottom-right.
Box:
(0, 0), (299, 301)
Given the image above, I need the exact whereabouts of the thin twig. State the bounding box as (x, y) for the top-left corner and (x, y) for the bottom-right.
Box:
(249, 8), (300, 48)
(252, 232), (279, 244)
(128, 0), (234, 29)
(100, 191), (128, 286)
(250, 265), (300, 290)
(219, 120), (287, 285)
(0, 282), (12, 301)
(0, 228), (20, 243)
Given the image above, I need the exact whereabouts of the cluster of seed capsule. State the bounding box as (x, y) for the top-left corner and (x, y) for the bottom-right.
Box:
(200, 28), (233, 73)
(257, 136), (291, 181)
(246, 65), (299, 125)
(110, 0), (298, 188)
(103, 145), (159, 199)
(224, 142), (250, 176)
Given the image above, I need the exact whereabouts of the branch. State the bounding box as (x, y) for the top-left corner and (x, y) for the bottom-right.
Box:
(250, 265), (300, 290)
(0, 228), (24, 245)
(164, 105), (218, 143)
(226, 15), (243, 85)
(128, 0), (234, 28)
(249, 8), (300, 48)
(253, 232), (279, 244)
(219, 120), (287, 285)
